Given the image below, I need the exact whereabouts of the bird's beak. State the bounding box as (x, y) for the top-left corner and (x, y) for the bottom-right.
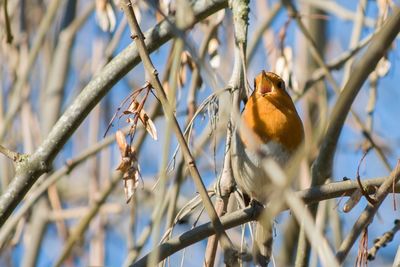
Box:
(255, 70), (273, 95)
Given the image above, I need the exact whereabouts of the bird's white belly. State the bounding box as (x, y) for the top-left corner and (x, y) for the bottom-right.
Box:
(231, 132), (290, 203)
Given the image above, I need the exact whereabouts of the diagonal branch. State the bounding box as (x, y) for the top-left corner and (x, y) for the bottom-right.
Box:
(204, 0), (249, 265)
(367, 219), (400, 261)
(336, 161), (400, 263)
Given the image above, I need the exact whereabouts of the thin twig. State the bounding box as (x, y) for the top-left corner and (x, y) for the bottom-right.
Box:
(302, 0), (375, 27)
(355, 148), (377, 205)
(149, 1), (187, 263)
(298, 33), (373, 99)
(247, 2), (281, 64)
(367, 219), (400, 261)
(3, 0), (13, 43)
(0, 144), (22, 162)
(47, 204), (122, 220)
(340, 0), (367, 89)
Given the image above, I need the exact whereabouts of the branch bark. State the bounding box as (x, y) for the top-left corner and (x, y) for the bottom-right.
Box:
(131, 177), (400, 266)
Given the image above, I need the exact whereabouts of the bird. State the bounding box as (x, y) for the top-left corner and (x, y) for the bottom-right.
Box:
(231, 70), (304, 266)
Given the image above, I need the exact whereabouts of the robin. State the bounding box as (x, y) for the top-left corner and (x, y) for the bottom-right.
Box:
(231, 70), (304, 266)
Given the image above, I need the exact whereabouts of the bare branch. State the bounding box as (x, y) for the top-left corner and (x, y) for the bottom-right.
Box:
(132, 176), (400, 266)
(0, 144), (22, 162)
(367, 219), (400, 261)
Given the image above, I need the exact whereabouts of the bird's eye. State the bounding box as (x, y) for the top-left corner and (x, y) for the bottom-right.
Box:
(277, 81), (285, 90)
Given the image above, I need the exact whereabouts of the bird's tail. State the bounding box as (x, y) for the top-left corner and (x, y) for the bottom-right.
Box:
(253, 219), (273, 267)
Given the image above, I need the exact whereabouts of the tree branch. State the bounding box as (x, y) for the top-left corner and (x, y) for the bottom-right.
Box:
(131, 177), (400, 266)
(336, 161), (400, 263)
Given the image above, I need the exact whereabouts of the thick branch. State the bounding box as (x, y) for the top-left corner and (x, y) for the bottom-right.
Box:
(131, 177), (400, 266)
(312, 7), (400, 184)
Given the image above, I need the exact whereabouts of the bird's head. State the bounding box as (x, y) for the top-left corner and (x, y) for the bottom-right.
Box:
(253, 70), (294, 109)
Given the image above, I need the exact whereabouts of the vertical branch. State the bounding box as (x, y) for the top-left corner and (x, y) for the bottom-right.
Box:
(120, 1), (236, 265)
(294, 2), (328, 265)
(22, 6), (96, 266)
(148, 1), (187, 262)
(340, 0), (367, 88)
(3, 0), (13, 43)
(203, 0), (249, 266)
(88, 105), (104, 267)
(41, 2), (95, 135)
(247, 2), (281, 64)
(204, 122), (235, 267)
(21, 201), (48, 267)
(123, 188), (173, 266)
(20, 103), (49, 267)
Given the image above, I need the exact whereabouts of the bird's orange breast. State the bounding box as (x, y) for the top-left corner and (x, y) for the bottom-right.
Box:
(240, 82), (304, 152)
